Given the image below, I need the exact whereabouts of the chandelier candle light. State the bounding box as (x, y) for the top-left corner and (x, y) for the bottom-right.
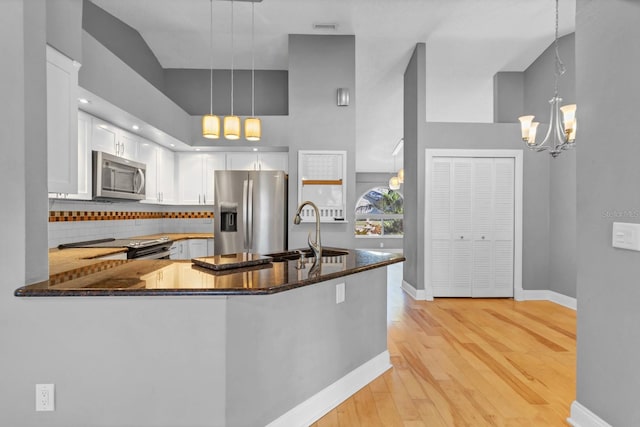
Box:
(518, 0), (576, 158)
(202, 0), (220, 139)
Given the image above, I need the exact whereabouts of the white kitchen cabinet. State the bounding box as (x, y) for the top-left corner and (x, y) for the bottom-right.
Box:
(138, 141), (174, 204)
(91, 117), (138, 160)
(226, 152), (288, 173)
(170, 240), (188, 260)
(177, 153), (225, 205)
(188, 239), (209, 259)
(46, 45), (81, 194)
(157, 146), (175, 203)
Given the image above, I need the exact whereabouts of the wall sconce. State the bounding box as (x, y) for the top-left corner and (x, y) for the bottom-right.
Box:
(337, 88), (350, 106)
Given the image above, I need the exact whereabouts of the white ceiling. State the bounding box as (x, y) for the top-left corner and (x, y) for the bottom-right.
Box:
(91, 0), (575, 172)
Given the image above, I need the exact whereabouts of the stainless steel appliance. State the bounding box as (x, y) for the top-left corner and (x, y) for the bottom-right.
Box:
(214, 170), (287, 255)
(58, 237), (173, 259)
(93, 151), (146, 201)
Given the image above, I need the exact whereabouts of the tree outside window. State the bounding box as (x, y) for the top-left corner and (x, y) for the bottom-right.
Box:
(354, 187), (404, 237)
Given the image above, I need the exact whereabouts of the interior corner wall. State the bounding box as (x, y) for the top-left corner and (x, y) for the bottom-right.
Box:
(523, 33), (577, 299)
(575, 0), (640, 424)
(402, 43), (425, 290)
(287, 34), (356, 251)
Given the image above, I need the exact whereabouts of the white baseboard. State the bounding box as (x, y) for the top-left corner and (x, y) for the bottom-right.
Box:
(265, 351), (392, 427)
(401, 280), (432, 300)
(521, 289), (577, 310)
(567, 400), (612, 427)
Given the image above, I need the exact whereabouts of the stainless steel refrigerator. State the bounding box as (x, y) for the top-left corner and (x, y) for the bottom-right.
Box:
(214, 170), (288, 255)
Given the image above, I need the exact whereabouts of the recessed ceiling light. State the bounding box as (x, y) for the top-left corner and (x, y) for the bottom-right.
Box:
(253, 148), (258, 152)
(170, 143), (175, 147)
(313, 23), (338, 31)
(78, 98), (90, 104)
(195, 148), (201, 151)
(132, 125), (140, 131)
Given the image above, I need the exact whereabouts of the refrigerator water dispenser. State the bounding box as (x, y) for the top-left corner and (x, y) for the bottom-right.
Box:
(220, 203), (238, 232)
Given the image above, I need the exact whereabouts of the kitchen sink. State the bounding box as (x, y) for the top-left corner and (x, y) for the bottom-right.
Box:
(265, 248), (349, 262)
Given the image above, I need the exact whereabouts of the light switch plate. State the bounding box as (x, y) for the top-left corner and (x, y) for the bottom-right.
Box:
(612, 222), (640, 251)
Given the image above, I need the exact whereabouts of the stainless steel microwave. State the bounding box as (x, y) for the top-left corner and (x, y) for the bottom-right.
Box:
(92, 151), (146, 201)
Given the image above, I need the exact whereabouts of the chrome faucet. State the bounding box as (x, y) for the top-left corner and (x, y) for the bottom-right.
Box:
(293, 201), (322, 261)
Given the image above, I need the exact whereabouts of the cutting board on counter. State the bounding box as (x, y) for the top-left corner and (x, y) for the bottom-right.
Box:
(192, 253), (272, 271)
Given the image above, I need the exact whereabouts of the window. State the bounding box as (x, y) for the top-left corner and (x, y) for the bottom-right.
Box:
(354, 187), (404, 237)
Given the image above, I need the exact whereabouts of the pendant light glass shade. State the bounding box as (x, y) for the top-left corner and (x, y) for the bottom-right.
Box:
(389, 176), (400, 190)
(397, 168), (404, 184)
(202, 114), (220, 139)
(224, 115), (241, 140)
(244, 117), (261, 141)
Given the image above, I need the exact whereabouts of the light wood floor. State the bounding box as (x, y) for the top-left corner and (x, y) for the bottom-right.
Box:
(311, 265), (576, 427)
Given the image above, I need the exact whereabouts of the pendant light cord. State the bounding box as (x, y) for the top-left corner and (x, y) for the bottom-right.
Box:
(209, 0), (213, 115)
(230, 0), (235, 116)
(251, 2), (255, 117)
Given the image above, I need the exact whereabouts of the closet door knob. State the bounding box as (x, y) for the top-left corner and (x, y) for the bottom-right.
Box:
(460, 236), (464, 239)
(481, 236), (485, 240)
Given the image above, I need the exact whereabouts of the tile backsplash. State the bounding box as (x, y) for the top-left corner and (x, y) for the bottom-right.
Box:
(48, 200), (214, 248)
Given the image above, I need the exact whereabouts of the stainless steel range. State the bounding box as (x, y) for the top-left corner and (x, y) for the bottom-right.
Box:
(58, 237), (173, 259)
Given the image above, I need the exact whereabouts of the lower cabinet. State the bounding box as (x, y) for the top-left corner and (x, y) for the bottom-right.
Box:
(170, 239), (214, 260)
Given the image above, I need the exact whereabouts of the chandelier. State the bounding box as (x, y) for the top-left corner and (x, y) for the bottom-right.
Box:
(518, 0), (576, 158)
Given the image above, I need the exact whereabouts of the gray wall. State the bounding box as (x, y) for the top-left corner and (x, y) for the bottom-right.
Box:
(46, 0), (83, 61)
(575, 0), (640, 424)
(79, 31), (194, 145)
(402, 43), (424, 290)
(25, 0), (49, 284)
(227, 269), (387, 426)
(83, 0), (165, 91)
(164, 69), (288, 116)
(493, 72), (524, 123)
(287, 34), (357, 250)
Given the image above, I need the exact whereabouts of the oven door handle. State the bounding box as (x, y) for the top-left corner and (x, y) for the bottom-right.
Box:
(132, 249), (171, 260)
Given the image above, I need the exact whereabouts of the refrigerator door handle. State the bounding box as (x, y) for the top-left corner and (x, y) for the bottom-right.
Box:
(243, 179), (249, 250)
(247, 179), (254, 250)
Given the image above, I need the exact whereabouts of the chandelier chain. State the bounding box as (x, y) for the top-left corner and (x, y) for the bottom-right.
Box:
(553, 0), (566, 95)
(251, 2), (255, 117)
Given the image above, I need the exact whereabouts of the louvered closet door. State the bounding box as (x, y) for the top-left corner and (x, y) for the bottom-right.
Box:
(430, 158), (474, 297)
(430, 156), (514, 298)
(471, 158), (514, 297)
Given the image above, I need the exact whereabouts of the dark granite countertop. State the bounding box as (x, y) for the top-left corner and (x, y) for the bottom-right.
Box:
(15, 248), (405, 297)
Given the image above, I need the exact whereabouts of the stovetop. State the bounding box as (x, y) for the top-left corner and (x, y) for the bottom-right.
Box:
(58, 236), (172, 250)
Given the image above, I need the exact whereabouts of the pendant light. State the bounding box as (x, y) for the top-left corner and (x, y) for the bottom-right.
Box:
(244, 2), (261, 141)
(202, 0), (220, 139)
(389, 151), (401, 190)
(224, 0), (241, 140)
(397, 168), (404, 184)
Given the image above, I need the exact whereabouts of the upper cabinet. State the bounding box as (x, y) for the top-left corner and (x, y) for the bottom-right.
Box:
(139, 141), (175, 204)
(46, 45), (81, 194)
(177, 153), (225, 205)
(91, 117), (138, 160)
(225, 152), (288, 173)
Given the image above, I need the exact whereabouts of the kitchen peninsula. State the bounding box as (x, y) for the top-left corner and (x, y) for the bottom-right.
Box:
(14, 247), (403, 427)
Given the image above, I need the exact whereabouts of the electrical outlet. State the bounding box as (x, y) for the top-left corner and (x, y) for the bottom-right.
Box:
(35, 384), (55, 411)
(336, 283), (345, 304)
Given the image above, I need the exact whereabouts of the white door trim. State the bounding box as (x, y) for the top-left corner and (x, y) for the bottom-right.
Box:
(424, 149), (523, 299)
